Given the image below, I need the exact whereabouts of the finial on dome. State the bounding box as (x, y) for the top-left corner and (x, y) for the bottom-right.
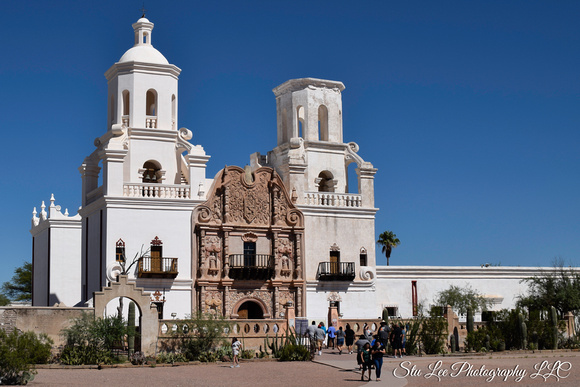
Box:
(50, 193), (55, 207)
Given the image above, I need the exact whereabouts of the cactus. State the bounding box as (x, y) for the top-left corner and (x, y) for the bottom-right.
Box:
(550, 306), (558, 350)
(517, 313), (525, 350)
(521, 322), (528, 350)
(266, 332), (281, 358)
(128, 302), (136, 355)
(485, 334), (490, 351)
(450, 335), (456, 353)
(466, 308), (474, 333)
(382, 307), (389, 322)
(532, 330), (539, 349)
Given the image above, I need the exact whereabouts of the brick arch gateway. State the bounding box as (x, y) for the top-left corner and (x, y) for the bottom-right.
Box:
(93, 275), (159, 356)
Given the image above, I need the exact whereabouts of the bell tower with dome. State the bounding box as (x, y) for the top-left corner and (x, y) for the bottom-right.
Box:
(68, 17), (211, 315)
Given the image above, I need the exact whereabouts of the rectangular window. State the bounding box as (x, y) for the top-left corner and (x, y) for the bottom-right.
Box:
(330, 251), (340, 274)
(116, 239), (125, 262)
(359, 253), (367, 266)
(243, 241), (256, 267)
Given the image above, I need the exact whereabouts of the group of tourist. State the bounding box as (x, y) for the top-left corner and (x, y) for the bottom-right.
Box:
(305, 320), (407, 382)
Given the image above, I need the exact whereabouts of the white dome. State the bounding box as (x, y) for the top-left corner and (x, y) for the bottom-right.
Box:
(119, 45), (169, 65)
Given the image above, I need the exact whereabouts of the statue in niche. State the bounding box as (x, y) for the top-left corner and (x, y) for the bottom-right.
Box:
(201, 236), (221, 278)
(280, 255), (292, 278)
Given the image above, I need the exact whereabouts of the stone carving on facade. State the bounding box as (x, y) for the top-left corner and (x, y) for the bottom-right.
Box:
(204, 290), (222, 315)
(327, 292), (342, 302)
(228, 290), (271, 317)
(200, 235), (221, 278)
(278, 290), (294, 309)
(194, 166), (304, 229)
(241, 232), (258, 242)
(359, 267), (375, 281)
(276, 237), (293, 278)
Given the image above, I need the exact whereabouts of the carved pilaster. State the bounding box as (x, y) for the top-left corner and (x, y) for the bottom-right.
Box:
(223, 285), (229, 316)
(223, 230), (230, 279)
(295, 233), (302, 280)
(273, 287), (279, 318)
(200, 286), (205, 314)
(297, 287), (303, 316)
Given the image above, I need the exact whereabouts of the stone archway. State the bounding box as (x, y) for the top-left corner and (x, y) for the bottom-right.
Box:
(231, 297), (270, 319)
(93, 275), (158, 356)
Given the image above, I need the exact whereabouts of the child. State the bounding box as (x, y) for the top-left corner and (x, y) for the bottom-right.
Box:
(231, 337), (242, 368)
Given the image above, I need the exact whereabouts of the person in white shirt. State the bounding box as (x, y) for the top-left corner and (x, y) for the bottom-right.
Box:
(231, 337), (242, 368)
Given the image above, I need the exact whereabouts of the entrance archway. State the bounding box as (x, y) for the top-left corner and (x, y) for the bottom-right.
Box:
(237, 301), (264, 319)
(93, 275), (158, 356)
(232, 298), (270, 319)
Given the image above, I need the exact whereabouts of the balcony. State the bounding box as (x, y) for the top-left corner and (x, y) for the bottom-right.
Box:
(228, 254), (274, 280)
(304, 192), (362, 208)
(138, 257), (178, 279)
(316, 262), (355, 281)
(124, 183), (191, 199)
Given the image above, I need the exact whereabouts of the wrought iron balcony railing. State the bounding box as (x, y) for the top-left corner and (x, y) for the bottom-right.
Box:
(316, 262), (356, 281)
(228, 254), (274, 280)
(138, 257), (178, 279)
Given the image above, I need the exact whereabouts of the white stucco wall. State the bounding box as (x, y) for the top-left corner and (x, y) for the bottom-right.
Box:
(375, 266), (559, 319)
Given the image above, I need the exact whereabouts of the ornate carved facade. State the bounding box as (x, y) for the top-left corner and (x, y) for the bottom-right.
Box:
(193, 166), (305, 318)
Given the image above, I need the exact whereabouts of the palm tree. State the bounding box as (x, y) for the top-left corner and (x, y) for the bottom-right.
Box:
(376, 231), (400, 266)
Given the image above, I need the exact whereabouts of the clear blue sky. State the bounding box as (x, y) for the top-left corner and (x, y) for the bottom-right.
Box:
(1, 1), (578, 286)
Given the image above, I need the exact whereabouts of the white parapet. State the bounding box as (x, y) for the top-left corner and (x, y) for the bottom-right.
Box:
(303, 192), (362, 207)
(123, 183), (191, 199)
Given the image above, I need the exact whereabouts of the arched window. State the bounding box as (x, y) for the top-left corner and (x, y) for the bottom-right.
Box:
(122, 90), (130, 115)
(146, 89), (157, 116)
(122, 90), (130, 127)
(346, 162), (359, 193)
(142, 160), (162, 183)
(317, 171), (335, 192)
(145, 89), (157, 128)
(318, 105), (329, 141)
(296, 105), (304, 138)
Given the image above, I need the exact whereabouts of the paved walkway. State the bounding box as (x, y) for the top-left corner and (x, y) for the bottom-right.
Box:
(31, 348), (580, 386)
(314, 347), (580, 386)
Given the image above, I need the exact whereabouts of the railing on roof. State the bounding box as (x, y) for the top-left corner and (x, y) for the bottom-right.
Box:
(304, 192), (362, 207)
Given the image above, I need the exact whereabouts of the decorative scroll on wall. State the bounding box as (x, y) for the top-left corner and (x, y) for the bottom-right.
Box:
(194, 166), (303, 228)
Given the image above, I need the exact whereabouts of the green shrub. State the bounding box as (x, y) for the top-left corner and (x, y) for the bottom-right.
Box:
(419, 307), (448, 354)
(156, 352), (187, 364)
(60, 313), (127, 365)
(0, 329), (53, 385)
(278, 343), (310, 361)
(174, 312), (230, 361)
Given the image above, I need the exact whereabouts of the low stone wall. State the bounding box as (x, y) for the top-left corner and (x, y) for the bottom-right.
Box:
(0, 306), (94, 347)
(157, 318), (291, 353)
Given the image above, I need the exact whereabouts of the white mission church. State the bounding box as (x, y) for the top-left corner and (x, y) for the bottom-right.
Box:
(30, 17), (551, 324)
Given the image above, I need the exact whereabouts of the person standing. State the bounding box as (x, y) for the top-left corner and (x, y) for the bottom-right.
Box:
(360, 343), (373, 381)
(315, 323), (326, 356)
(371, 340), (386, 381)
(390, 323), (403, 358)
(345, 323), (355, 354)
(306, 321), (317, 357)
(230, 337), (242, 368)
(355, 334), (370, 370)
(378, 321), (391, 348)
(327, 324), (336, 349)
(336, 326), (345, 355)
(320, 322), (327, 347)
